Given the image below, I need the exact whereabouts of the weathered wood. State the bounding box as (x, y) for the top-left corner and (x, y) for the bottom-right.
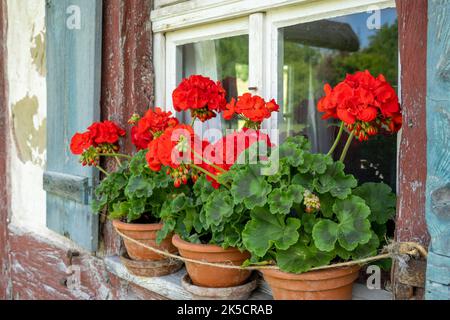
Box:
(396, 259), (427, 288)
(101, 0), (154, 257)
(0, 0), (11, 300)
(45, 0), (103, 252)
(394, 0), (429, 300)
(43, 171), (90, 204)
(425, 0), (450, 300)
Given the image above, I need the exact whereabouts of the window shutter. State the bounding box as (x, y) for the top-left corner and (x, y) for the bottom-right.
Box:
(44, 0), (102, 251)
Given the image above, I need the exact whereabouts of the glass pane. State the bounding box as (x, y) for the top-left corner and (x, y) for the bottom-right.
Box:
(177, 35), (249, 133)
(278, 8), (398, 189)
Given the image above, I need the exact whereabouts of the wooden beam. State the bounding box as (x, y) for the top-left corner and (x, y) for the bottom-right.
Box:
(0, 0), (11, 300)
(425, 0), (450, 299)
(101, 0), (154, 256)
(394, 0), (429, 300)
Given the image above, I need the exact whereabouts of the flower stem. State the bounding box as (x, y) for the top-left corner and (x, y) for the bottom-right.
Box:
(98, 153), (132, 160)
(190, 117), (196, 127)
(191, 164), (230, 189)
(339, 132), (355, 162)
(191, 149), (226, 173)
(327, 122), (345, 157)
(114, 156), (122, 166)
(96, 165), (109, 176)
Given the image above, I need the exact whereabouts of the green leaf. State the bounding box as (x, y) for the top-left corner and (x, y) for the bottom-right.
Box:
(352, 231), (380, 260)
(156, 218), (176, 244)
(276, 242), (334, 273)
(299, 153), (333, 174)
(204, 191), (234, 228)
(353, 182), (396, 224)
(193, 175), (215, 203)
(315, 162), (357, 199)
(319, 193), (335, 218)
(285, 135), (311, 151)
(109, 202), (130, 221)
(278, 141), (305, 167)
(312, 219), (339, 252)
(171, 193), (191, 212)
(291, 172), (314, 190)
(268, 185), (304, 215)
(334, 196), (372, 251)
(301, 213), (317, 234)
(125, 175), (155, 198)
(231, 166), (272, 209)
(127, 198), (146, 221)
(242, 207), (301, 257)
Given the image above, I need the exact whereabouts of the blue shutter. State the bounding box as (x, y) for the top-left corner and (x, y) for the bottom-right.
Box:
(425, 0), (450, 299)
(44, 0), (102, 251)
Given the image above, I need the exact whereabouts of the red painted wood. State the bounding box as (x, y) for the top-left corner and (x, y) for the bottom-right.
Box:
(394, 0), (429, 300)
(0, 0), (11, 300)
(100, 0), (154, 256)
(396, 0), (429, 246)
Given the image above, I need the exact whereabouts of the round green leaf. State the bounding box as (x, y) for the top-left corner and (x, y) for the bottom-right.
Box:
(312, 219), (339, 252)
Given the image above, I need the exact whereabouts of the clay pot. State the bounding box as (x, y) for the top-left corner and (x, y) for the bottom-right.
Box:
(172, 234), (251, 288)
(120, 253), (183, 277)
(262, 265), (361, 300)
(113, 220), (178, 261)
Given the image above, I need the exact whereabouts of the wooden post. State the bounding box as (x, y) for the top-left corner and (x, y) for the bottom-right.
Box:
(425, 0), (450, 300)
(394, 0), (429, 300)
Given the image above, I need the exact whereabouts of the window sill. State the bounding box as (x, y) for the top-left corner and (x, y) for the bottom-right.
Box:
(105, 256), (393, 300)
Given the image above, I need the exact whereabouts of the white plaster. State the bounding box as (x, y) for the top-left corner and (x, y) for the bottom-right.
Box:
(7, 0), (47, 229)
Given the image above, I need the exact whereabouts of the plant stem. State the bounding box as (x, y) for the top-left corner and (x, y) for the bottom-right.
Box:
(190, 117), (196, 127)
(96, 165), (109, 176)
(339, 132), (355, 162)
(327, 122), (345, 157)
(114, 156), (122, 166)
(191, 149), (226, 173)
(191, 164), (230, 189)
(98, 153), (132, 160)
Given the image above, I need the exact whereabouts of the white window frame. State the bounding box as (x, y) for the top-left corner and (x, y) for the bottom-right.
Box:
(153, 0), (397, 132)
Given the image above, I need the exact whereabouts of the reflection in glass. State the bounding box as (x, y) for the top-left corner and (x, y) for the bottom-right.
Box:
(278, 8), (398, 189)
(178, 35), (249, 138)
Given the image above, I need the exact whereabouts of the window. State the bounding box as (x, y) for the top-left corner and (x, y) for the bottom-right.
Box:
(154, 0), (398, 188)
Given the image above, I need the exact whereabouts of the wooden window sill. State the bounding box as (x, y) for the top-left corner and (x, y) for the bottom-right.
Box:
(104, 256), (393, 300)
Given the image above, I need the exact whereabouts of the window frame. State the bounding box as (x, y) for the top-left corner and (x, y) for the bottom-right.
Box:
(154, 0), (397, 132)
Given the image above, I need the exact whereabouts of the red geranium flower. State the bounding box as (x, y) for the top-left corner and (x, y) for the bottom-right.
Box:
(70, 132), (93, 155)
(172, 75), (227, 122)
(146, 124), (196, 171)
(131, 107), (179, 150)
(200, 129), (273, 188)
(224, 93), (279, 129)
(88, 120), (126, 145)
(317, 70), (402, 141)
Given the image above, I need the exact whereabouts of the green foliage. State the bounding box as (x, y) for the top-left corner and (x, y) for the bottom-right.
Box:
(92, 150), (173, 223)
(240, 137), (397, 273)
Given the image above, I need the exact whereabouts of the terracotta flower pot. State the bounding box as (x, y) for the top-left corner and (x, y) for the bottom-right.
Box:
(172, 234), (251, 288)
(262, 265), (361, 300)
(113, 220), (178, 261)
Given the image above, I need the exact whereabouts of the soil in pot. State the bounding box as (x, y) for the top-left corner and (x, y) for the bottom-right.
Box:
(172, 234), (251, 288)
(113, 220), (178, 261)
(261, 265), (361, 300)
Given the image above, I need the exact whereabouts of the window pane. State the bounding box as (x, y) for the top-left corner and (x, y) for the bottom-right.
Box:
(278, 8), (398, 189)
(177, 35), (249, 132)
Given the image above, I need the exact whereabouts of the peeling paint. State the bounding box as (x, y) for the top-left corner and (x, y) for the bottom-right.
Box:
(11, 95), (46, 166)
(30, 32), (46, 77)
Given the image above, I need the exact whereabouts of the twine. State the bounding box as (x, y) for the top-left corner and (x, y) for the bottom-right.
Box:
(114, 227), (428, 272)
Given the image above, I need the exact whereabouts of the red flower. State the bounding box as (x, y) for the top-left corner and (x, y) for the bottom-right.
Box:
(70, 132), (93, 155)
(172, 75), (227, 122)
(200, 129), (273, 188)
(317, 70), (402, 140)
(224, 93), (279, 128)
(131, 107), (179, 150)
(88, 121), (126, 145)
(146, 124), (195, 171)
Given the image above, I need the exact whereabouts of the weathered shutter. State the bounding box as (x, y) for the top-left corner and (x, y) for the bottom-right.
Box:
(44, 0), (102, 251)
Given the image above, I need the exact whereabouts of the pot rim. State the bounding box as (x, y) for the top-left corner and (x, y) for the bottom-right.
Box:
(112, 219), (163, 231)
(172, 234), (245, 254)
(262, 264), (361, 281)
